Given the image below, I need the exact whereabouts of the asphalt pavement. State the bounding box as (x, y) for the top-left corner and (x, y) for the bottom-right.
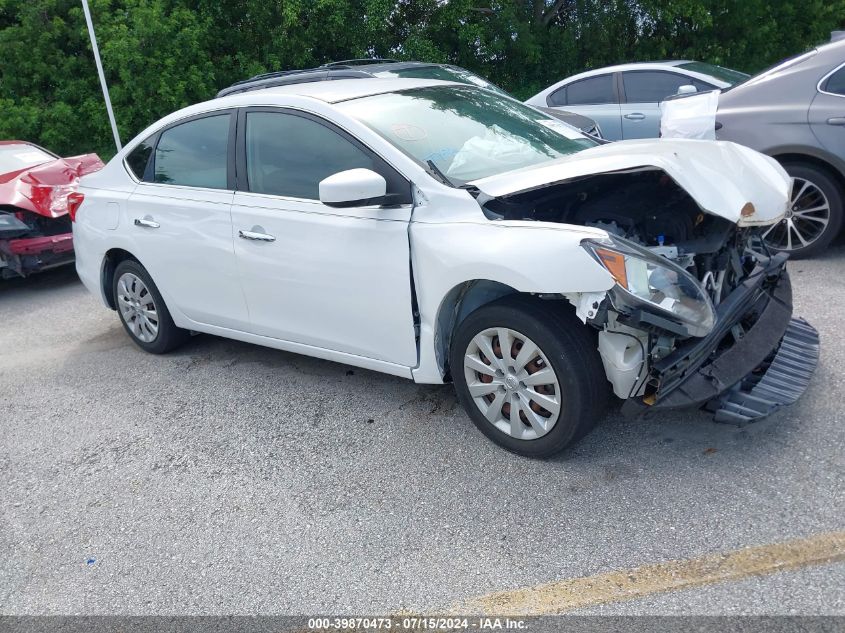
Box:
(1, 241), (843, 615)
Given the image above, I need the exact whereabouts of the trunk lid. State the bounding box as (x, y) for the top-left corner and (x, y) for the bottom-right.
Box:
(0, 153), (104, 218)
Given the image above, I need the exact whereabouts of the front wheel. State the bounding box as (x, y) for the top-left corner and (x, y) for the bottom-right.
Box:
(450, 297), (608, 458)
(762, 163), (843, 258)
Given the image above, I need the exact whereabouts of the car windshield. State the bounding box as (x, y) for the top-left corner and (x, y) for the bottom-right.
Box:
(676, 62), (749, 85)
(373, 65), (511, 97)
(0, 143), (54, 174)
(337, 85), (596, 184)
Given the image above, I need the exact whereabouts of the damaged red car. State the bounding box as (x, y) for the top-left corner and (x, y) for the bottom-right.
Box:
(0, 141), (103, 278)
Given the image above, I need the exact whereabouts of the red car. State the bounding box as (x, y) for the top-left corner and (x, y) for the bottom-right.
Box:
(0, 141), (103, 278)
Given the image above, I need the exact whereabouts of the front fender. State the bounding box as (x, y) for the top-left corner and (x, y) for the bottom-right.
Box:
(409, 220), (614, 383)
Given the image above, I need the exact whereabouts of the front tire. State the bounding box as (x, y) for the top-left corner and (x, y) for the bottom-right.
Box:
(763, 163), (843, 258)
(450, 296), (608, 458)
(112, 260), (188, 354)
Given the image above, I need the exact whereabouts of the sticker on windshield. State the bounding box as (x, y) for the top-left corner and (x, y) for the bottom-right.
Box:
(537, 119), (583, 139)
(391, 123), (427, 141)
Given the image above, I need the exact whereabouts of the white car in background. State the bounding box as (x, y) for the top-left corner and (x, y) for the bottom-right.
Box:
(527, 61), (748, 140)
(71, 79), (816, 457)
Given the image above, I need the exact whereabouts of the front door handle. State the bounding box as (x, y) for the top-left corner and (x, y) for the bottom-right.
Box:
(827, 117), (845, 126)
(134, 218), (160, 229)
(238, 229), (276, 242)
(624, 112), (646, 120)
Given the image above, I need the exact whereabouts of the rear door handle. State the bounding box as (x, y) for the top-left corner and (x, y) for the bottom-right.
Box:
(624, 112), (646, 120)
(238, 229), (276, 242)
(134, 218), (160, 228)
(827, 117), (845, 126)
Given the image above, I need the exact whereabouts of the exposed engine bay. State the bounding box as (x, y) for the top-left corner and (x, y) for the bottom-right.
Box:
(483, 170), (760, 304)
(480, 169), (776, 404)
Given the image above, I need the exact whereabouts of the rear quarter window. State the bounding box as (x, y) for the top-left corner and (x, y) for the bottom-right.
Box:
(125, 138), (154, 180)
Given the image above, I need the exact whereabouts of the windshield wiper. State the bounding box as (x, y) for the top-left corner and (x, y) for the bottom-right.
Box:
(426, 159), (453, 187)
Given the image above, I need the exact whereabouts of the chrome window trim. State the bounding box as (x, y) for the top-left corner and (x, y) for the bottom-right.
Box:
(817, 60), (845, 98)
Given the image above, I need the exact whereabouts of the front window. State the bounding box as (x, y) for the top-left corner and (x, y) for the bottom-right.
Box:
(676, 62), (749, 86)
(244, 111), (379, 199)
(0, 143), (54, 175)
(337, 86), (596, 183)
(374, 65), (510, 97)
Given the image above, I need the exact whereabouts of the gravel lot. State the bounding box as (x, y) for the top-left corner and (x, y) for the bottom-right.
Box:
(1, 242), (844, 615)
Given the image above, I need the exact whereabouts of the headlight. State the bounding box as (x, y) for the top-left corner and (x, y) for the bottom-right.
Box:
(582, 235), (716, 337)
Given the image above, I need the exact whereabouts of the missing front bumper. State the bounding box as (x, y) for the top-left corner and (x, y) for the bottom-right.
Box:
(622, 256), (819, 422)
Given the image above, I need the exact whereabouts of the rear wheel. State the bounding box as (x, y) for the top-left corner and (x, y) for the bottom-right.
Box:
(112, 260), (188, 354)
(450, 297), (608, 458)
(763, 163), (843, 258)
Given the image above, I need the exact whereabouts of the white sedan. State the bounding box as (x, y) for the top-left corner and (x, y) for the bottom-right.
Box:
(71, 78), (817, 457)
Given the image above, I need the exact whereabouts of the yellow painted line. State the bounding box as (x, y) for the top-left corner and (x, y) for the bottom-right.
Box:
(454, 531), (845, 615)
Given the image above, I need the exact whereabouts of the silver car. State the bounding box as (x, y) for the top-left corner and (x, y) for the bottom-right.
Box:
(526, 61), (748, 140)
(716, 39), (845, 257)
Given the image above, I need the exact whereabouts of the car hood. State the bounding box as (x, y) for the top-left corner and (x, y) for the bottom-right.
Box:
(0, 153), (104, 218)
(469, 139), (790, 227)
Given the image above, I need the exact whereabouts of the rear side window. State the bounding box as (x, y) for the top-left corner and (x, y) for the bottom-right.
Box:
(823, 65), (845, 95)
(549, 75), (615, 106)
(622, 71), (713, 102)
(125, 138), (154, 180)
(245, 111), (380, 200)
(154, 115), (230, 188)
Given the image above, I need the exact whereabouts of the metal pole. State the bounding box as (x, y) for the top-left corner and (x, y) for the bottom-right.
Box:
(81, 0), (122, 151)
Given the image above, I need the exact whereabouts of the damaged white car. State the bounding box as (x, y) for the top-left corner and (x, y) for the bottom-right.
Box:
(72, 79), (819, 457)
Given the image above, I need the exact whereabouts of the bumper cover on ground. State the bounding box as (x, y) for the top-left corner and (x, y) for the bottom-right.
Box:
(707, 317), (819, 425)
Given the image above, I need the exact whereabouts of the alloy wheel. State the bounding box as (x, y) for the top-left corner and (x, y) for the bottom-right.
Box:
(763, 177), (831, 252)
(116, 272), (159, 343)
(463, 327), (561, 440)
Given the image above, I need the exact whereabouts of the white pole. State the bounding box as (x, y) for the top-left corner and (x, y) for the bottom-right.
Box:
(81, 0), (122, 151)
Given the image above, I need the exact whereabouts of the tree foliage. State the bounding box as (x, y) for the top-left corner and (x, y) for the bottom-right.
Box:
(1, 0), (842, 159)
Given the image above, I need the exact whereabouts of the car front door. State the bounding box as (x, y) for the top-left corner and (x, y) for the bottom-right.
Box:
(620, 71), (713, 139)
(230, 108), (418, 368)
(810, 63), (845, 158)
(546, 74), (623, 140)
(125, 111), (250, 330)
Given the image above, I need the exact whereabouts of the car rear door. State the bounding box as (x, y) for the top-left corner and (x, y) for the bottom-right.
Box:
(229, 108), (418, 369)
(620, 71), (713, 139)
(545, 74), (622, 140)
(125, 111), (249, 330)
(810, 63), (845, 158)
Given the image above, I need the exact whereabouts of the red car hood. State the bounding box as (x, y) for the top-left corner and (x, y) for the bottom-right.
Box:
(0, 153), (104, 218)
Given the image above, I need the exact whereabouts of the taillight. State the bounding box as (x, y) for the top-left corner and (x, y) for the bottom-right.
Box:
(67, 192), (85, 222)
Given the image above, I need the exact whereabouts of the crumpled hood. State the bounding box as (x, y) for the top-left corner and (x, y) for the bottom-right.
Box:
(470, 139), (790, 227)
(0, 153), (104, 218)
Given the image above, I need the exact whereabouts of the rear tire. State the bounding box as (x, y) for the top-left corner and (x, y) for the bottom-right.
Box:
(112, 260), (188, 354)
(450, 296), (608, 458)
(763, 162), (843, 259)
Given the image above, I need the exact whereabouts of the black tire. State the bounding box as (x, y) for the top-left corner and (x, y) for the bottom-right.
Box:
(450, 296), (608, 458)
(765, 162), (843, 259)
(112, 259), (189, 354)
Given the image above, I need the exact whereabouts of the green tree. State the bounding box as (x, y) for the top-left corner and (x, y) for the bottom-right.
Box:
(1, 0), (843, 158)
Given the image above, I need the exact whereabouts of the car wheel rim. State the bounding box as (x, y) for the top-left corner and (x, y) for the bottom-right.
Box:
(117, 272), (159, 343)
(463, 327), (561, 440)
(763, 177), (830, 251)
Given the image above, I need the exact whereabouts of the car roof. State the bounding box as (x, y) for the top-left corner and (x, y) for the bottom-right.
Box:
(219, 77), (460, 104)
(217, 60), (465, 97)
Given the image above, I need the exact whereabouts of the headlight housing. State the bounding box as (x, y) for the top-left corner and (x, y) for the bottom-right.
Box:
(582, 235), (716, 337)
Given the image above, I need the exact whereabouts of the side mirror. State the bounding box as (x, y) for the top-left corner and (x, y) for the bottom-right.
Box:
(319, 168), (387, 208)
(676, 84), (698, 96)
